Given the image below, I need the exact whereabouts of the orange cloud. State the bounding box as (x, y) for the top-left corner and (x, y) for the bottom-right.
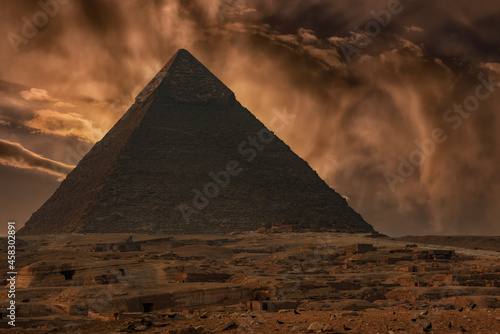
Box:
(24, 109), (105, 143)
(20, 88), (56, 102)
(54, 101), (76, 108)
(0, 139), (74, 179)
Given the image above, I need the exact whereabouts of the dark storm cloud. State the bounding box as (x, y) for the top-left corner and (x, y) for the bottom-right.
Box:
(78, 0), (126, 33)
(1, 0), (500, 235)
(0, 138), (74, 178)
(0, 83), (104, 143)
(0, 102), (34, 127)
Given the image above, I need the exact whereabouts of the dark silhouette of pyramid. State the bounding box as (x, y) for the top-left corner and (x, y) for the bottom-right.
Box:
(19, 49), (373, 236)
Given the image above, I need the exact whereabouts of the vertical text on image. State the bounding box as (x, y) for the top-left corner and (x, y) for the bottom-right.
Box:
(7, 221), (17, 327)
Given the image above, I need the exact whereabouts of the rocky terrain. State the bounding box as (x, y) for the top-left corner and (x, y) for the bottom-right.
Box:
(1, 231), (499, 333)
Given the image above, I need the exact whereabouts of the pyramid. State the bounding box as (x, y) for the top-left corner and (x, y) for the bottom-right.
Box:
(19, 49), (373, 235)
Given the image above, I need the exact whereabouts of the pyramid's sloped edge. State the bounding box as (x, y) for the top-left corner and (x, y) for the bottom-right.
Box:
(134, 52), (179, 105)
(18, 99), (155, 236)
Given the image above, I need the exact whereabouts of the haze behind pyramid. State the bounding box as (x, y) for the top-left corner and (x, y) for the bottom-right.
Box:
(19, 49), (373, 235)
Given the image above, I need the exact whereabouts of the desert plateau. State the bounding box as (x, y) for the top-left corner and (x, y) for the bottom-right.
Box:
(1, 231), (499, 333)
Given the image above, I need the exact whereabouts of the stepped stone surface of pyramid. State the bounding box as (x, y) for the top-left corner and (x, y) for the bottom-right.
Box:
(19, 49), (373, 235)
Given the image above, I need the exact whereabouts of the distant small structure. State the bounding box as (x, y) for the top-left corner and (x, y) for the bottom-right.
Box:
(413, 249), (455, 260)
(89, 244), (109, 252)
(173, 273), (232, 283)
(378, 258), (398, 265)
(429, 250), (455, 260)
(400, 266), (417, 272)
(247, 301), (300, 312)
(429, 274), (455, 287)
(378, 256), (412, 265)
(417, 267), (448, 273)
(141, 241), (184, 252)
(112, 243), (141, 252)
(344, 244), (376, 254)
(88, 237), (179, 253)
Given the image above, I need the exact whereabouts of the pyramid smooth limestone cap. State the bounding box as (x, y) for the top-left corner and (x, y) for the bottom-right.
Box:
(135, 49), (234, 104)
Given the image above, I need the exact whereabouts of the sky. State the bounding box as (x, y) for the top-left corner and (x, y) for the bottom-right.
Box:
(0, 0), (499, 237)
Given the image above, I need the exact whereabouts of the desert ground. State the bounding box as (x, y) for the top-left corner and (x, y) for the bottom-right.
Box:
(1, 230), (499, 333)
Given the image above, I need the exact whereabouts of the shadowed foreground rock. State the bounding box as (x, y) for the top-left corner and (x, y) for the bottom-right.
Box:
(19, 49), (373, 235)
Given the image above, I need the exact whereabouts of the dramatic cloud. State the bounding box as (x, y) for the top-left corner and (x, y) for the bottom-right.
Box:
(20, 88), (57, 102)
(0, 139), (74, 179)
(0, 0), (499, 235)
(24, 109), (105, 143)
(0, 82), (106, 143)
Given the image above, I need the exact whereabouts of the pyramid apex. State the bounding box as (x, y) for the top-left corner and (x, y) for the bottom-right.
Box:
(135, 49), (234, 105)
(171, 49), (192, 59)
(176, 48), (191, 54)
